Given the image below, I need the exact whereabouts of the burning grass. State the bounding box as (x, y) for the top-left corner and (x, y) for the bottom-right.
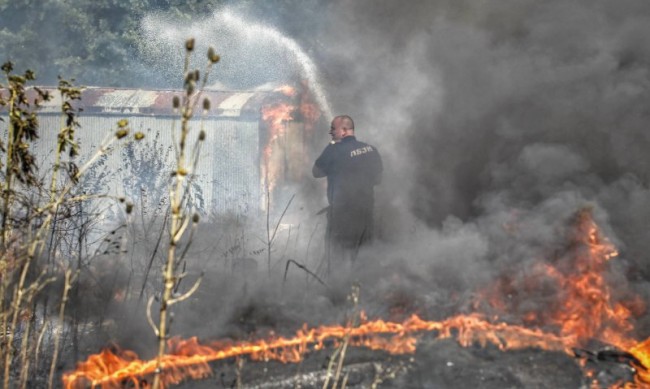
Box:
(62, 208), (650, 388)
(3, 33), (648, 389)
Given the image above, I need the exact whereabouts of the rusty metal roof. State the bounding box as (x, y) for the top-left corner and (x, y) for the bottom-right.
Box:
(12, 87), (283, 118)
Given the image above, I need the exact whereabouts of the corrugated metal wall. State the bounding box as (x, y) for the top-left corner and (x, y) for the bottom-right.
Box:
(206, 119), (260, 213)
(33, 115), (260, 214)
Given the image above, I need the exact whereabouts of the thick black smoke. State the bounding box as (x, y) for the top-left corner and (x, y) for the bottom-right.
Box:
(102, 0), (650, 343)
(26, 1), (650, 380)
(315, 0), (650, 282)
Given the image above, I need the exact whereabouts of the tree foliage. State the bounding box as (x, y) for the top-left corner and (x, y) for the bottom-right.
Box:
(0, 0), (325, 88)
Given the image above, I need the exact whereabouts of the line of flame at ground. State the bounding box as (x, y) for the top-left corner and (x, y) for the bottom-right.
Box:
(63, 209), (650, 388)
(62, 309), (650, 388)
(63, 313), (577, 388)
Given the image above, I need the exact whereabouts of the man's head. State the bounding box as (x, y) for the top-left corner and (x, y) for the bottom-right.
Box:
(329, 115), (355, 142)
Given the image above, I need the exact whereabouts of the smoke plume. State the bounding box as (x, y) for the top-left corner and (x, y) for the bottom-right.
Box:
(314, 0), (650, 284)
(24, 1), (650, 380)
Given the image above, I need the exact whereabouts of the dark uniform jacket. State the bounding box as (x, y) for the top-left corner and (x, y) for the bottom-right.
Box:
(313, 136), (383, 247)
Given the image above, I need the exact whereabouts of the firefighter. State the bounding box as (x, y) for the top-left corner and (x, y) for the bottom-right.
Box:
(312, 115), (383, 269)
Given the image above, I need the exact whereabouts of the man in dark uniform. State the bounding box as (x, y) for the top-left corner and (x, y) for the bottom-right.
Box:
(313, 115), (382, 266)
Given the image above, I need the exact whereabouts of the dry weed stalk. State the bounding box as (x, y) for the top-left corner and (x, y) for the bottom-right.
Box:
(265, 193), (295, 276)
(235, 357), (244, 389)
(47, 268), (75, 389)
(322, 284), (360, 389)
(150, 39), (219, 389)
(1, 62), (140, 388)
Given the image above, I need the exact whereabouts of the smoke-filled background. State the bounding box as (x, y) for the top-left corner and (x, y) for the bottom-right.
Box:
(5, 0), (650, 236)
(312, 0), (650, 341)
(316, 0), (650, 279)
(3, 0), (650, 384)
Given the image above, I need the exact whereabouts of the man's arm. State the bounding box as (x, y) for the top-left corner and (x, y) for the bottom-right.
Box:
(313, 144), (335, 178)
(312, 164), (326, 178)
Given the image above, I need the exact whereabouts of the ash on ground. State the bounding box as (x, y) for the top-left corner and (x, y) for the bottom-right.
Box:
(173, 339), (586, 388)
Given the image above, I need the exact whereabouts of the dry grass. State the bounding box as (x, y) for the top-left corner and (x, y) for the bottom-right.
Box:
(0, 62), (143, 388)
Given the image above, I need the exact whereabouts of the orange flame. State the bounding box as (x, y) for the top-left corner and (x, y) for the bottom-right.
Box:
(628, 338), (650, 386)
(479, 209), (634, 346)
(261, 101), (295, 194)
(62, 313), (578, 388)
(63, 209), (650, 388)
(260, 82), (322, 198)
(274, 85), (297, 97)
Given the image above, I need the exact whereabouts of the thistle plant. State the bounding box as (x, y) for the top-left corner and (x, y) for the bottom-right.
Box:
(0, 62), (48, 246)
(0, 62), (142, 389)
(0, 64), (54, 389)
(150, 39), (220, 389)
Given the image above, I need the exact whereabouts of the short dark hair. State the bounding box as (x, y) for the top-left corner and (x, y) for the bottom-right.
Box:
(336, 115), (355, 130)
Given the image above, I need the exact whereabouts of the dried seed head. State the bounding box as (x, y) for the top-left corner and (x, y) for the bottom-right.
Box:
(177, 168), (188, 176)
(1, 61), (13, 73)
(118, 197), (125, 203)
(115, 129), (129, 139)
(186, 81), (195, 95)
(198, 130), (206, 141)
(207, 47), (220, 64)
(134, 132), (145, 141)
(185, 38), (195, 52)
(194, 69), (200, 82)
(117, 119), (129, 128)
(192, 213), (200, 223)
(125, 202), (133, 214)
(202, 97), (210, 112)
(9, 75), (25, 84)
(172, 96), (180, 109)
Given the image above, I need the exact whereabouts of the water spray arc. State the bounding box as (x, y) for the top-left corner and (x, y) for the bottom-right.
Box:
(218, 10), (332, 119)
(141, 9), (333, 120)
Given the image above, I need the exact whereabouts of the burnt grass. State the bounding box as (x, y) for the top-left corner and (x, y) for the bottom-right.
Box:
(82, 264), (632, 389)
(169, 339), (586, 388)
(55, 224), (647, 389)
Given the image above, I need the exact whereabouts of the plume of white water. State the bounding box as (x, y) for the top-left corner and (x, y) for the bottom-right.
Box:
(219, 11), (332, 120)
(140, 9), (332, 119)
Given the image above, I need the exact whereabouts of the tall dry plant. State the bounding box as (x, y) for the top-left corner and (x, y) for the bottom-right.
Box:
(149, 39), (220, 389)
(322, 284), (360, 389)
(0, 62), (142, 388)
